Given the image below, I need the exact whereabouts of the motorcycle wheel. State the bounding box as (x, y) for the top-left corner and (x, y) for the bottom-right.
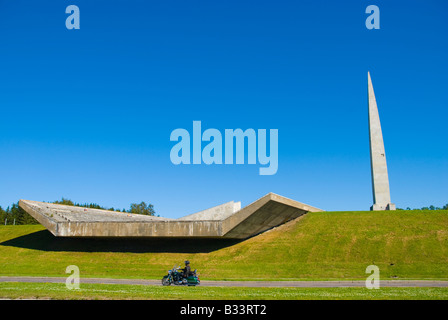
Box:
(162, 277), (171, 286)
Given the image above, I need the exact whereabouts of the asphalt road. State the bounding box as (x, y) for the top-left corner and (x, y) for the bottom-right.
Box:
(1, 276), (448, 287)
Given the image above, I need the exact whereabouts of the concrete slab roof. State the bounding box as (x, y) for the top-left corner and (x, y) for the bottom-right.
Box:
(19, 193), (323, 239)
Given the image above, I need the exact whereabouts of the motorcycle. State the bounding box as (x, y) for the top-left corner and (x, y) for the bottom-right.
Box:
(162, 265), (200, 286)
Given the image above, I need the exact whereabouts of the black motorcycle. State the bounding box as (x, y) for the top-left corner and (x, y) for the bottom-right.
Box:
(162, 265), (200, 286)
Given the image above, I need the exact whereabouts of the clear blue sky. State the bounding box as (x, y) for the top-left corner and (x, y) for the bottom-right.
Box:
(1, 0), (447, 217)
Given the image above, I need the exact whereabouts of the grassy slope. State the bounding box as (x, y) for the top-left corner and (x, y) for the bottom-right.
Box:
(0, 210), (447, 280)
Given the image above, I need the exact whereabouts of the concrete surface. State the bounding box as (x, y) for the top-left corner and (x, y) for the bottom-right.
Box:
(19, 193), (322, 239)
(177, 201), (241, 221)
(368, 72), (395, 211)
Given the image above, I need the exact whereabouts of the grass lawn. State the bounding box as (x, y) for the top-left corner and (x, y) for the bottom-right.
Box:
(1, 282), (448, 300)
(0, 210), (447, 281)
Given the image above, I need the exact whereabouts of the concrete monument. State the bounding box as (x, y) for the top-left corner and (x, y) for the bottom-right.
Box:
(19, 193), (323, 239)
(368, 72), (396, 211)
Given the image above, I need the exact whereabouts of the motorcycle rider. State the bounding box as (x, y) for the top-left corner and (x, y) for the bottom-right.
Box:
(183, 260), (192, 278)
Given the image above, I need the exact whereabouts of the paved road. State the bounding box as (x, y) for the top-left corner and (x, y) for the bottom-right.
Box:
(1, 276), (448, 288)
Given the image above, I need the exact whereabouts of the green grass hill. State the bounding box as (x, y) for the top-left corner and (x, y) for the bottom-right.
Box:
(1, 210), (447, 281)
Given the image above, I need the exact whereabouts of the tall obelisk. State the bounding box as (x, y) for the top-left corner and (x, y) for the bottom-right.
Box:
(368, 72), (396, 211)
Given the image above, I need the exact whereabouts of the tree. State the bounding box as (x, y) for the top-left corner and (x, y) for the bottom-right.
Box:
(128, 201), (155, 216)
(3, 202), (39, 225)
(52, 198), (115, 212)
(53, 198), (75, 206)
(0, 206), (5, 224)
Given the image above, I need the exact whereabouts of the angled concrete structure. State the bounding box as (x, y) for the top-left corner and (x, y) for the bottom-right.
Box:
(177, 201), (241, 221)
(368, 72), (395, 211)
(19, 193), (323, 239)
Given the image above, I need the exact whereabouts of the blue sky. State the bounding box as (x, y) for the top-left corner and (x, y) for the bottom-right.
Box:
(0, 0), (447, 217)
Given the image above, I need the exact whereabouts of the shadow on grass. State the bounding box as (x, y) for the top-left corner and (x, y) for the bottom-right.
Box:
(0, 230), (242, 253)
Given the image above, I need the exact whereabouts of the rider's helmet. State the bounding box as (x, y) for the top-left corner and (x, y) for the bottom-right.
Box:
(185, 260), (190, 265)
